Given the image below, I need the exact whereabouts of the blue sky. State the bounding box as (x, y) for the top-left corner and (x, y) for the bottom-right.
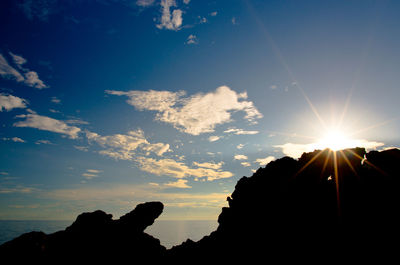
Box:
(0, 0), (399, 220)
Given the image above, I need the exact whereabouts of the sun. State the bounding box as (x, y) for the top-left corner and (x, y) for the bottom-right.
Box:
(316, 129), (355, 151)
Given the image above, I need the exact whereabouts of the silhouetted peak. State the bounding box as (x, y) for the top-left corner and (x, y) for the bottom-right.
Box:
(118, 201), (164, 232)
(66, 210), (112, 233)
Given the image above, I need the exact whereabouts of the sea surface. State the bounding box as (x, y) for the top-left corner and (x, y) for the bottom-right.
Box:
(0, 220), (218, 249)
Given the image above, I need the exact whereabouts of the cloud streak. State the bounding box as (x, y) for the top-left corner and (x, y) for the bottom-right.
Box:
(14, 113), (81, 139)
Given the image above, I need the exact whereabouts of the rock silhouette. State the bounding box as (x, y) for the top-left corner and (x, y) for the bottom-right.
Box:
(0, 201), (166, 263)
(1, 148), (400, 263)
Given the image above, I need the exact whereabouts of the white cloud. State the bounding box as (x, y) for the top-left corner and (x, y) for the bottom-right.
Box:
(157, 0), (183, 30)
(234, 154), (248, 160)
(107, 86), (262, 135)
(65, 119), (89, 125)
(136, 0), (155, 7)
(241, 162), (251, 167)
(192, 161), (224, 170)
(2, 137), (26, 143)
(208, 135), (220, 142)
(198, 16), (207, 24)
(186, 34), (198, 45)
(14, 113), (81, 139)
(35, 140), (53, 145)
(164, 179), (191, 189)
(24, 71), (47, 89)
(82, 173), (97, 179)
(82, 169), (102, 180)
(255, 156), (275, 166)
(86, 129), (170, 160)
(0, 53), (48, 89)
(224, 128), (259, 135)
(0, 54), (24, 82)
(0, 94), (27, 111)
(275, 140), (385, 159)
(87, 169), (102, 174)
(9, 52), (27, 67)
(136, 157), (233, 181)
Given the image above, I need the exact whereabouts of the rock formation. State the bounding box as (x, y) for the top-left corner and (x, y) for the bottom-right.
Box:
(0, 201), (166, 263)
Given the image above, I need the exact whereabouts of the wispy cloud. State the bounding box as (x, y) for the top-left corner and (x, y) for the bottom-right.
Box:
(241, 162), (251, 167)
(82, 169), (102, 180)
(0, 53), (48, 89)
(224, 128), (259, 135)
(136, 157), (233, 181)
(186, 34), (198, 45)
(35, 140), (53, 145)
(136, 0), (155, 7)
(234, 154), (248, 160)
(164, 179), (191, 189)
(0, 94), (28, 112)
(254, 156), (275, 166)
(107, 86), (262, 135)
(86, 129), (170, 160)
(2, 137), (26, 143)
(208, 135), (220, 142)
(0, 184), (38, 194)
(14, 112), (81, 139)
(156, 0), (183, 30)
(192, 161), (224, 170)
(9, 52), (27, 67)
(0, 54), (25, 82)
(74, 145), (89, 152)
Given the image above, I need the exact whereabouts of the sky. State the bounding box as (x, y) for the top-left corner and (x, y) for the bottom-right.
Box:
(0, 0), (399, 220)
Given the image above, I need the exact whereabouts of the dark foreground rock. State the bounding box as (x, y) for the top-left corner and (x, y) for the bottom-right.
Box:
(166, 148), (400, 262)
(0, 201), (166, 263)
(1, 148), (400, 263)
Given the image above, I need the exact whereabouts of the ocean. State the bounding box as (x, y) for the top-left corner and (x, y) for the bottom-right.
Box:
(0, 220), (218, 249)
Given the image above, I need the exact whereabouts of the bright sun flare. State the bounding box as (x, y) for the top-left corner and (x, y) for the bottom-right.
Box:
(316, 130), (355, 151)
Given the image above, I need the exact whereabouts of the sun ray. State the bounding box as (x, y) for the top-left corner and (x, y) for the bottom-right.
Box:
(339, 150), (358, 177)
(244, 0), (327, 130)
(320, 150), (332, 178)
(333, 151), (341, 219)
(348, 117), (398, 138)
(294, 149), (325, 178)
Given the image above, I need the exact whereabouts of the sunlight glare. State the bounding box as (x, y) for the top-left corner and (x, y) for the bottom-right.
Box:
(316, 129), (355, 151)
